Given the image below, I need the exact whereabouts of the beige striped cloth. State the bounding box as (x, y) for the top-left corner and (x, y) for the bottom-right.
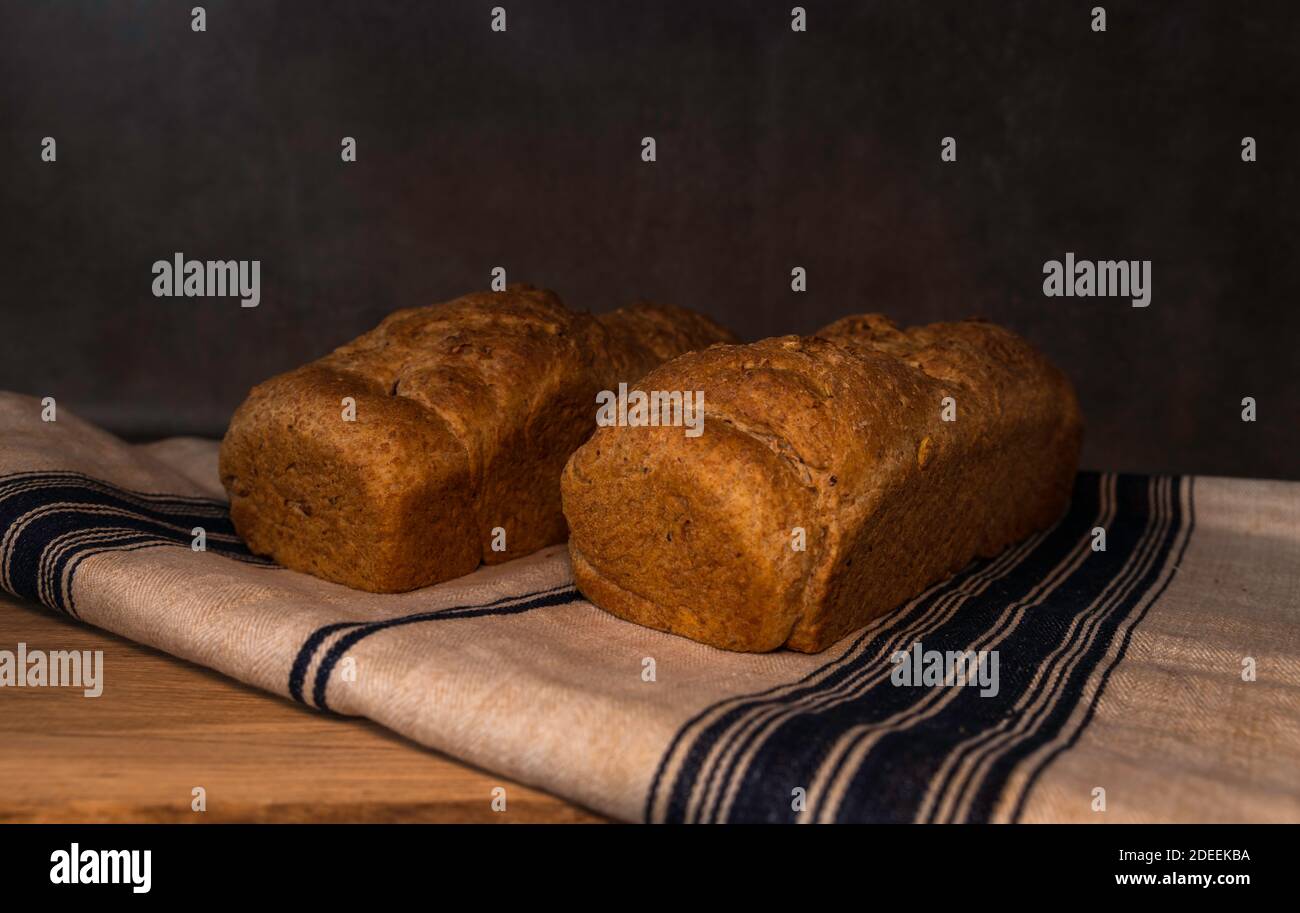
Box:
(1, 391), (1297, 822)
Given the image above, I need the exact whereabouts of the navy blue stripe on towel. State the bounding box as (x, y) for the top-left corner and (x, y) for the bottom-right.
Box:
(655, 472), (1106, 823)
(1003, 476), (1194, 822)
(829, 475), (1182, 824)
(288, 584), (580, 711)
(0, 471), (271, 616)
(648, 473), (1189, 823)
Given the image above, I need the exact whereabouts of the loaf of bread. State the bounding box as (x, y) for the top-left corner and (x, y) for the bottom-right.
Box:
(219, 285), (735, 592)
(560, 314), (1083, 653)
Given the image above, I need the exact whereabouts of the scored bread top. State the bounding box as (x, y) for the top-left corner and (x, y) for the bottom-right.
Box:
(317, 284), (598, 494)
(611, 314), (1079, 514)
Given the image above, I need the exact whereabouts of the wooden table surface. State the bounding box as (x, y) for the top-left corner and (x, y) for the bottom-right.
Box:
(0, 593), (605, 823)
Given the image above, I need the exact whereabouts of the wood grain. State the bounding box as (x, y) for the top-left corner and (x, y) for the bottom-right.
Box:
(0, 593), (606, 823)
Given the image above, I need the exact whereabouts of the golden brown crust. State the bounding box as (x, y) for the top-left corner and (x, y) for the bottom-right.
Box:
(560, 314), (1083, 652)
(219, 285), (734, 592)
(594, 301), (738, 383)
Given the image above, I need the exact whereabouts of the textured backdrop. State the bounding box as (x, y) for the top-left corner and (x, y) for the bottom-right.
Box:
(1, 0), (1296, 479)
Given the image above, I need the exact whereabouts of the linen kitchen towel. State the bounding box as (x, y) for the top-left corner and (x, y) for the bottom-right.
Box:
(1, 392), (1297, 822)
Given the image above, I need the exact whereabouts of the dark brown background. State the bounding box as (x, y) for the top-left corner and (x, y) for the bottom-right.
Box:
(2, 1), (1297, 478)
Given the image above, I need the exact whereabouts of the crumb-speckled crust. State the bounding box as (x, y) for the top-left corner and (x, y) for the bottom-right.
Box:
(560, 314), (1083, 653)
(219, 285), (734, 592)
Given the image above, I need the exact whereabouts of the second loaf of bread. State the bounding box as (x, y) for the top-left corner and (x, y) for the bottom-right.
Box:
(219, 284), (735, 592)
(560, 314), (1083, 653)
